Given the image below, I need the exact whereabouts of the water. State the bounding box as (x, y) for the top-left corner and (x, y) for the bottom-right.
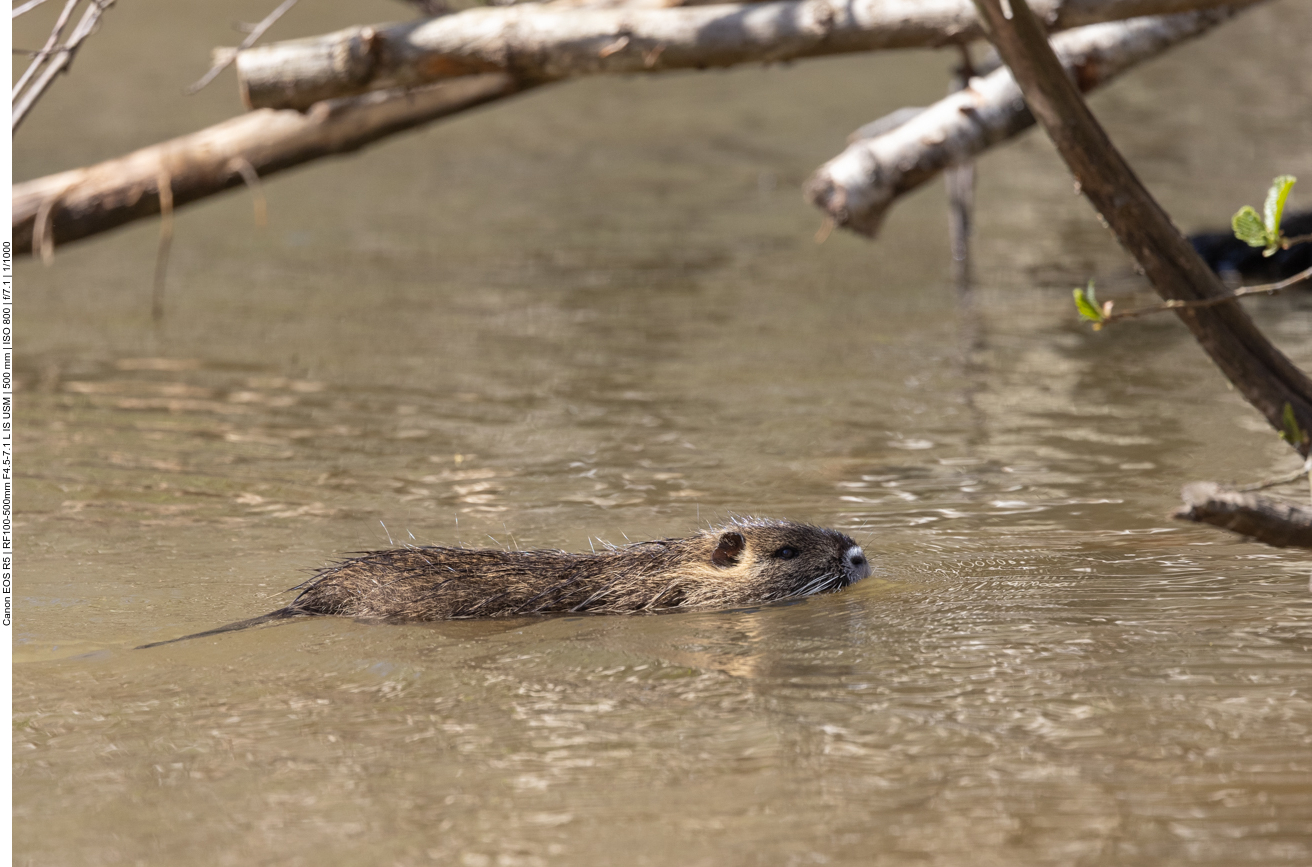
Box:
(12, 1), (1312, 864)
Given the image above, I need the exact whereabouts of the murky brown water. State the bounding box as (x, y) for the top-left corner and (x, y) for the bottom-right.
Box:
(13, 1), (1312, 864)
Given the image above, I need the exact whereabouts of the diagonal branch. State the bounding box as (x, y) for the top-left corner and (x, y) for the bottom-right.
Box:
(11, 74), (536, 255)
(971, 0), (1312, 454)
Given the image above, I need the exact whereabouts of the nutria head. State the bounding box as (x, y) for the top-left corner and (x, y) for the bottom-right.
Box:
(652, 518), (871, 609)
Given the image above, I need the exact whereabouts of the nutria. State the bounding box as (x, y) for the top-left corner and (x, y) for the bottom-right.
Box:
(138, 518), (870, 648)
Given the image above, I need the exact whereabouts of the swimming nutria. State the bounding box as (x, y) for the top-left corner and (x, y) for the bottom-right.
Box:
(138, 518), (870, 648)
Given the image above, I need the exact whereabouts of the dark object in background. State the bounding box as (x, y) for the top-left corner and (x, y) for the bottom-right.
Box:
(1189, 209), (1312, 284)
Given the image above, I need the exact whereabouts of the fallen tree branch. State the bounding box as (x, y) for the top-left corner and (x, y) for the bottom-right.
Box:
(806, 9), (1243, 236)
(234, 0), (1261, 110)
(1174, 482), (1312, 548)
(11, 74), (535, 255)
(972, 0), (1312, 455)
(6, 0), (1266, 255)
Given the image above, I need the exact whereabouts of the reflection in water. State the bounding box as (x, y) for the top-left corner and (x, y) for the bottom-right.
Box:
(13, 0), (1312, 864)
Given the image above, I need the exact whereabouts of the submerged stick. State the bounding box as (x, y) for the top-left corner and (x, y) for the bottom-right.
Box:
(944, 44), (977, 289)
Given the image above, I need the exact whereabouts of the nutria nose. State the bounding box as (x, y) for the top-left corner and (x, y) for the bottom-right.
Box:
(845, 545), (871, 581)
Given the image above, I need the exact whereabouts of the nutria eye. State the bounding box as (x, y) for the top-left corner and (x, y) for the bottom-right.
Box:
(773, 546), (798, 560)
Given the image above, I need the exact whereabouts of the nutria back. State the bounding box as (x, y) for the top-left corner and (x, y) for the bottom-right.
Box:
(293, 518), (870, 619)
(138, 518), (870, 647)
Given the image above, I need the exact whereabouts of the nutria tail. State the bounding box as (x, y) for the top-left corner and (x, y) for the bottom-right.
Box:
(135, 607), (303, 650)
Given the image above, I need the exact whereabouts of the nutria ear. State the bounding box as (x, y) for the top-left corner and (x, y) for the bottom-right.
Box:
(711, 531), (745, 567)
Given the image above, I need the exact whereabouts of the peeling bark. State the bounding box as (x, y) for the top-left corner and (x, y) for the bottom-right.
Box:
(235, 0), (1260, 111)
(805, 10), (1240, 237)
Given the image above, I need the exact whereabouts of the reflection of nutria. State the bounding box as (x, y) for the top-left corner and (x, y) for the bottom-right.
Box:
(139, 519), (870, 648)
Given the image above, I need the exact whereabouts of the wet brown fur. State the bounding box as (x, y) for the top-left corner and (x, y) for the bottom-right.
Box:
(138, 518), (869, 648)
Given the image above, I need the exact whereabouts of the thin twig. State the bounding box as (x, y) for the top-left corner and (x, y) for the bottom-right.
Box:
(152, 169), (174, 324)
(1236, 458), (1312, 493)
(11, 0), (79, 101)
(1282, 232), (1312, 248)
(12, 0), (55, 18)
(1101, 263), (1312, 324)
(185, 0), (298, 95)
(12, 0), (114, 133)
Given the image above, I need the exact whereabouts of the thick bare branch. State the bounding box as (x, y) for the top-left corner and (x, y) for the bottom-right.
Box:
(11, 74), (534, 255)
(972, 0), (1312, 453)
(1174, 482), (1312, 548)
(806, 9), (1241, 237)
(235, 0), (1260, 110)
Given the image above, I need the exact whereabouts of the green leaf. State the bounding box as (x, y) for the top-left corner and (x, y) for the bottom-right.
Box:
(1279, 402), (1306, 447)
(1073, 281), (1104, 325)
(1261, 175), (1297, 257)
(1264, 175), (1296, 236)
(1232, 205), (1267, 248)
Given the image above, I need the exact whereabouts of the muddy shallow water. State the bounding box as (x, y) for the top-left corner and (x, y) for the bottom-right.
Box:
(12, 1), (1312, 864)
